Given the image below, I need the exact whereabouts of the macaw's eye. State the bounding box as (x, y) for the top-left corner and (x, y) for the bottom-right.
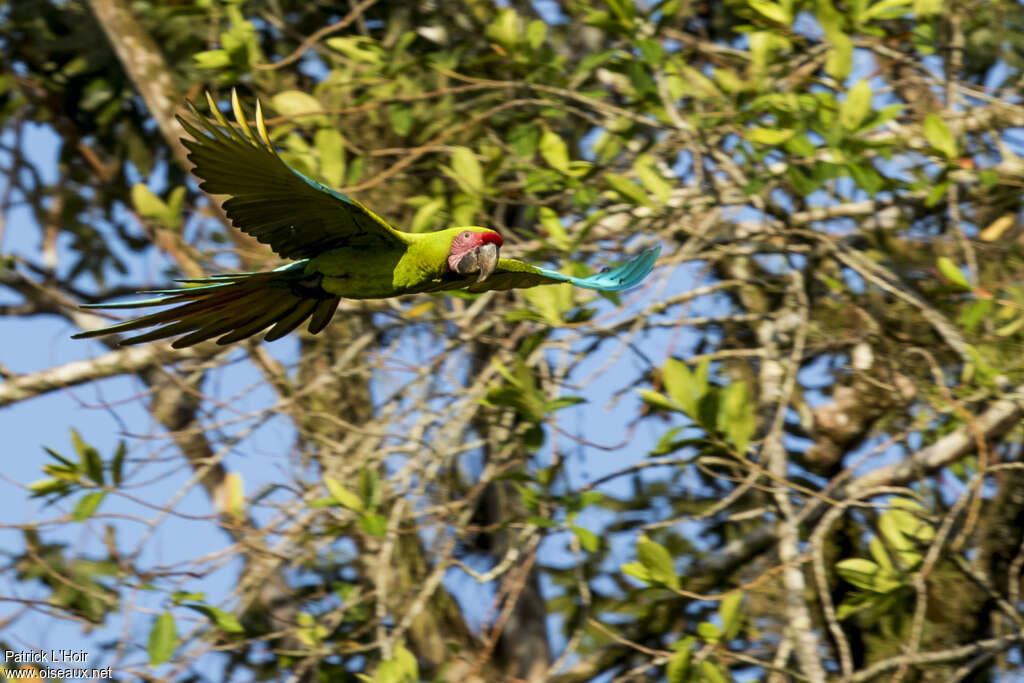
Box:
(461, 231), (472, 239)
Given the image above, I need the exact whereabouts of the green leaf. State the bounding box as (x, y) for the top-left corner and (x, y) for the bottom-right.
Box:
(699, 660), (730, 683)
(171, 591), (206, 603)
(570, 525), (600, 552)
(546, 395), (585, 412)
(315, 128), (345, 188)
(575, 50), (616, 77)
(957, 299), (993, 332)
(358, 467), (381, 509)
(28, 479), (70, 498)
(522, 283), (573, 326)
(451, 192), (481, 225)
(449, 147), (484, 195)
(605, 173), (649, 205)
(637, 38), (664, 65)
(131, 183), (170, 227)
(878, 499), (934, 566)
(634, 155), (672, 203)
(720, 382), (756, 455)
(193, 49), (231, 69)
(186, 604), (245, 634)
(666, 645), (692, 683)
(676, 64), (720, 97)
(620, 561), (652, 584)
(148, 612), (177, 665)
(71, 429), (104, 485)
(637, 389), (680, 413)
(359, 512), (388, 538)
(540, 129), (571, 174)
(538, 207), (570, 250)
(924, 179), (950, 206)
(509, 123), (540, 157)
(516, 483), (541, 512)
(410, 197), (445, 233)
(324, 36), (382, 64)
(825, 32), (853, 80)
(636, 534), (679, 589)
(995, 315), (1024, 337)
(166, 186), (186, 224)
(606, 0), (637, 24)
(388, 103), (414, 136)
(714, 66), (745, 93)
(836, 590), (880, 619)
(869, 536), (895, 573)
(295, 612), (328, 646)
(697, 620), (721, 643)
(662, 359), (698, 417)
(271, 90), (327, 125)
(748, 0), (792, 24)
(746, 127), (795, 146)
(528, 516), (558, 529)
(862, 0), (912, 21)
(913, 0), (942, 14)
(72, 492), (105, 521)
(937, 256), (971, 290)
(650, 426), (686, 456)
(324, 476), (364, 512)
(836, 558), (904, 593)
(525, 19), (547, 49)
(42, 463), (81, 482)
(840, 79), (872, 131)
(923, 113), (957, 159)
(749, 31), (792, 79)
(719, 591), (744, 639)
(865, 103), (906, 130)
(486, 8), (521, 49)
(43, 446), (76, 469)
(687, 360), (708, 397)
(848, 163), (884, 194)
(280, 132), (316, 177)
(391, 644), (419, 682)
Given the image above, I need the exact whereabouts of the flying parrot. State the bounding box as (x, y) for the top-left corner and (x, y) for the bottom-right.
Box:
(74, 91), (660, 348)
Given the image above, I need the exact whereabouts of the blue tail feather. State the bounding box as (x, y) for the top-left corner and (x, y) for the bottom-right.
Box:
(535, 246), (660, 292)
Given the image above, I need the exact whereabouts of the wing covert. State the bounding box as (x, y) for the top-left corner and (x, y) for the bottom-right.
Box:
(180, 90), (406, 260)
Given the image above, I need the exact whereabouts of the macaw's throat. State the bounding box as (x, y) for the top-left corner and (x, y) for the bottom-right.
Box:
(454, 242), (499, 282)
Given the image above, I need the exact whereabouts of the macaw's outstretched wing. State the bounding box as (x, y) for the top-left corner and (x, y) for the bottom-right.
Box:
(179, 90), (406, 260)
(467, 246), (660, 293)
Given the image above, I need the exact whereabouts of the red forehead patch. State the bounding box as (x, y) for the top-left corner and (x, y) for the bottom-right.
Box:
(478, 230), (503, 246)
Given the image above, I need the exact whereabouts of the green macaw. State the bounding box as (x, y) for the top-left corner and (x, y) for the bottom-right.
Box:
(74, 91), (660, 348)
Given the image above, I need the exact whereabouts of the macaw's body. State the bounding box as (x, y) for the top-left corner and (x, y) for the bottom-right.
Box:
(305, 227), (503, 299)
(74, 91), (660, 348)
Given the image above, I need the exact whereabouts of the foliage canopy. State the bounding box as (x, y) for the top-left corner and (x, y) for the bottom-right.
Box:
(3, 0), (1024, 681)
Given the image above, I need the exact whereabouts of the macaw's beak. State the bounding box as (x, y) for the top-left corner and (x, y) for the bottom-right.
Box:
(456, 242), (500, 282)
(475, 242), (498, 282)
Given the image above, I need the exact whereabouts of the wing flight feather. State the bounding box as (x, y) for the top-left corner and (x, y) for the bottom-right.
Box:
(179, 90), (406, 259)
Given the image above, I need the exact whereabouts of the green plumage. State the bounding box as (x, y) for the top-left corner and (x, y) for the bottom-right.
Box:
(74, 91), (659, 347)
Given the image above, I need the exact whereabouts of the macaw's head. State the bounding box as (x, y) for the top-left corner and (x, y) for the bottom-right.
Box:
(448, 228), (503, 282)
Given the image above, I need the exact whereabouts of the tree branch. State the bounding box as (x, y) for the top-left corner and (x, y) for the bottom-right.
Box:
(0, 343), (208, 408)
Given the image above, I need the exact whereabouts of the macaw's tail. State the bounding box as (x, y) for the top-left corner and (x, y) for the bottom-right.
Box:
(72, 262), (340, 348)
